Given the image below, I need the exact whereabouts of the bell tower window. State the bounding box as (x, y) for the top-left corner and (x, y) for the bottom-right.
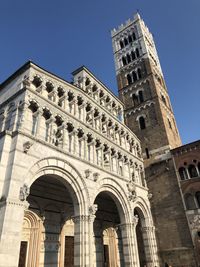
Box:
(139, 116), (146, 130)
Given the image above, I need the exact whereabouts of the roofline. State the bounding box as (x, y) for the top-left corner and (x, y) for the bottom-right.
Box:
(1, 61), (123, 106)
(71, 65), (124, 106)
(171, 139), (200, 154)
(0, 61), (32, 90)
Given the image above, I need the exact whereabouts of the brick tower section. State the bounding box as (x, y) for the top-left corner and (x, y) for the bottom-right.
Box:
(111, 13), (181, 162)
(112, 14), (196, 267)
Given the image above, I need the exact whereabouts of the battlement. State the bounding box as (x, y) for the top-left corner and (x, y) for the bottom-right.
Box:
(111, 13), (152, 39)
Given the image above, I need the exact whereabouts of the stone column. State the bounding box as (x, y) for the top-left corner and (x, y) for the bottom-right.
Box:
(72, 208), (97, 267)
(17, 101), (29, 132)
(118, 217), (138, 267)
(141, 224), (159, 267)
(0, 192), (29, 267)
(35, 108), (43, 138)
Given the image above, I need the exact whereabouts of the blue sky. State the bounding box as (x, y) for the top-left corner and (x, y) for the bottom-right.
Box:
(0, 0), (199, 145)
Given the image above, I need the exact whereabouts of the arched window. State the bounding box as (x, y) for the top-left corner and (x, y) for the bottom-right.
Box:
(167, 118), (172, 129)
(184, 194), (196, 210)
(124, 38), (128, 46)
(122, 56), (127, 66)
(196, 192), (200, 208)
(145, 148), (150, 159)
(188, 164), (198, 178)
(139, 116), (146, 130)
(127, 74), (132, 85)
(132, 71), (137, 82)
(131, 51), (136, 61)
(85, 78), (90, 86)
(120, 40), (124, 49)
(136, 48), (140, 58)
(128, 35), (132, 43)
(138, 91), (144, 103)
(178, 167), (188, 180)
(127, 54), (131, 63)
(132, 94), (138, 106)
(137, 68), (142, 79)
(161, 95), (166, 105)
(132, 32), (136, 41)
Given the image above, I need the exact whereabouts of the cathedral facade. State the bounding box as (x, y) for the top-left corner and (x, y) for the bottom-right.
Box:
(0, 12), (199, 267)
(0, 62), (159, 267)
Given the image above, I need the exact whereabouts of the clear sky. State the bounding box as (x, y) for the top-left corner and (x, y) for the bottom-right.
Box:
(0, 0), (199, 145)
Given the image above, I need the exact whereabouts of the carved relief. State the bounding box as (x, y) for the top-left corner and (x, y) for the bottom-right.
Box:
(89, 204), (98, 216)
(19, 184), (30, 201)
(23, 141), (33, 153)
(127, 181), (137, 201)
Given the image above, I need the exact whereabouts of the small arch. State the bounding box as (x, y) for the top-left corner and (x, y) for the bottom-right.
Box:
(135, 48), (140, 58)
(132, 71), (137, 82)
(131, 51), (136, 61)
(178, 167), (188, 180)
(127, 74), (132, 85)
(124, 38), (128, 46)
(128, 35), (133, 43)
(120, 40), (124, 49)
(188, 164), (198, 178)
(127, 54), (131, 63)
(132, 32), (136, 41)
(137, 68), (142, 79)
(138, 90), (144, 103)
(85, 78), (90, 86)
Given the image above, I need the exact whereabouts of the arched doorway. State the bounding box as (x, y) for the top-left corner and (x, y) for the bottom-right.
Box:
(18, 174), (78, 267)
(93, 192), (125, 267)
(134, 208), (147, 267)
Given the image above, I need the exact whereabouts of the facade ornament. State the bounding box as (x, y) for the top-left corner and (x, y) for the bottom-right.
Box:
(132, 214), (139, 226)
(19, 184), (30, 201)
(93, 172), (100, 182)
(23, 141), (33, 153)
(85, 169), (92, 179)
(22, 77), (31, 87)
(147, 192), (153, 199)
(190, 215), (200, 230)
(127, 181), (137, 201)
(89, 204), (98, 216)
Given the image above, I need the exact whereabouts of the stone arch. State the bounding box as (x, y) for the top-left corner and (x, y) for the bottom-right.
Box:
(133, 197), (152, 225)
(23, 157), (90, 216)
(19, 210), (42, 267)
(93, 177), (132, 224)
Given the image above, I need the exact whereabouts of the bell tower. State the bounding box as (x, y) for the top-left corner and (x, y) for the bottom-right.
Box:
(111, 13), (181, 163)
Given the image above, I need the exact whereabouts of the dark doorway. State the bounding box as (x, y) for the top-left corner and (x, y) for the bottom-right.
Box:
(64, 236), (74, 267)
(104, 244), (110, 267)
(18, 241), (28, 267)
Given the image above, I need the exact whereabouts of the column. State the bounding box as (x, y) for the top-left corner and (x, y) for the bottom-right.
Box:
(141, 224), (159, 267)
(0, 195), (29, 267)
(117, 220), (138, 267)
(17, 101), (29, 132)
(72, 208), (97, 267)
(35, 108), (43, 138)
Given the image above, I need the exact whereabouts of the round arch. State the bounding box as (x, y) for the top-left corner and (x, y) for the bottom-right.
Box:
(92, 177), (132, 224)
(133, 197), (153, 226)
(23, 157), (90, 216)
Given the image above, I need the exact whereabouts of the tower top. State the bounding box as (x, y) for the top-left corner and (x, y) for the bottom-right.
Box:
(111, 13), (151, 38)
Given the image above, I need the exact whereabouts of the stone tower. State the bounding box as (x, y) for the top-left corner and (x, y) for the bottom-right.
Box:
(111, 13), (181, 163)
(112, 14), (196, 266)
